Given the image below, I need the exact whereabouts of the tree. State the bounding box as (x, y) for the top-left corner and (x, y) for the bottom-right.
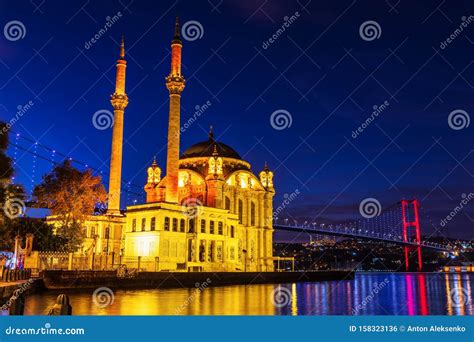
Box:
(0, 122), (14, 214)
(0, 122), (25, 232)
(0, 121), (13, 183)
(0, 218), (66, 251)
(33, 160), (107, 251)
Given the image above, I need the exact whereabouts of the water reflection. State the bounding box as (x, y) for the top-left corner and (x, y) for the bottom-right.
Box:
(23, 273), (473, 315)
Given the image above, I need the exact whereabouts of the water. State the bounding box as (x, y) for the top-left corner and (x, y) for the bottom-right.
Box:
(22, 273), (473, 315)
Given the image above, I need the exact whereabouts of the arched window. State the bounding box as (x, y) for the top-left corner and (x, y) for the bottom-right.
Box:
(225, 197), (231, 211)
(164, 217), (170, 231)
(132, 219), (136, 232)
(189, 219), (195, 233)
(210, 221), (215, 234)
(141, 218), (146, 231)
(238, 200), (243, 224)
(172, 218), (178, 232)
(150, 217), (156, 231)
(251, 202), (256, 226)
(199, 241), (205, 262)
(180, 219), (185, 232)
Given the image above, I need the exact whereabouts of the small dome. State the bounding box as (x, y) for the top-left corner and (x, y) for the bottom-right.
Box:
(180, 127), (242, 160)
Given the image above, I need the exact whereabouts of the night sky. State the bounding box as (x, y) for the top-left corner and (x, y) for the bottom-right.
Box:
(1, 1), (472, 239)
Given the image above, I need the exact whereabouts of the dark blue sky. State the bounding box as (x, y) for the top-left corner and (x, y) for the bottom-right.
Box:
(1, 0), (472, 239)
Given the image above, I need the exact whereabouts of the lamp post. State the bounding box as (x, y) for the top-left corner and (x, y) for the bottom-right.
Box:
(243, 249), (247, 272)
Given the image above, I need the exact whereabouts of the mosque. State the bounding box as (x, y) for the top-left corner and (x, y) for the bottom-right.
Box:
(61, 19), (276, 272)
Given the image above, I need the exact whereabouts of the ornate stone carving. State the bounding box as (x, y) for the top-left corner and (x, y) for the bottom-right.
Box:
(110, 93), (129, 110)
(165, 75), (185, 95)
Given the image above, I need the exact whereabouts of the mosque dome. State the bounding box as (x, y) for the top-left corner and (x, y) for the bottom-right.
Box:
(180, 128), (242, 160)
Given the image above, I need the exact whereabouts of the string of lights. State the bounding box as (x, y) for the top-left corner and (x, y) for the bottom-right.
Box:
(9, 130), (145, 191)
(9, 141), (145, 199)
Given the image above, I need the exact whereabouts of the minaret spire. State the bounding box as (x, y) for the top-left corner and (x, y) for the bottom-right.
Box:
(165, 18), (186, 203)
(173, 16), (181, 43)
(108, 36), (129, 214)
(120, 35), (125, 59)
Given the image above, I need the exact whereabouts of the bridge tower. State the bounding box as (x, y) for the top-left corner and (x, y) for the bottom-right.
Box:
(401, 199), (422, 271)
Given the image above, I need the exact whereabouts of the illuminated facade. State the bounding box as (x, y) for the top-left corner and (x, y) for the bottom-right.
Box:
(123, 18), (275, 272)
(50, 18), (275, 272)
(127, 128), (275, 271)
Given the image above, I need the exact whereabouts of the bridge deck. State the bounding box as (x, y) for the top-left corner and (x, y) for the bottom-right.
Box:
(273, 225), (449, 251)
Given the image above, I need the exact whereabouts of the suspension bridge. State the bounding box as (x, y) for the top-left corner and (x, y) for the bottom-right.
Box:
(273, 199), (453, 272)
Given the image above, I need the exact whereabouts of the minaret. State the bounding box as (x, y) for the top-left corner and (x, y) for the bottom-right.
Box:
(165, 17), (185, 203)
(108, 36), (128, 214)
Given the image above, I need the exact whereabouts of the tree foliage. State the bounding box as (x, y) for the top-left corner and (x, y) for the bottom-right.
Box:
(0, 218), (66, 251)
(33, 160), (107, 251)
(0, 122), (12, 176)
